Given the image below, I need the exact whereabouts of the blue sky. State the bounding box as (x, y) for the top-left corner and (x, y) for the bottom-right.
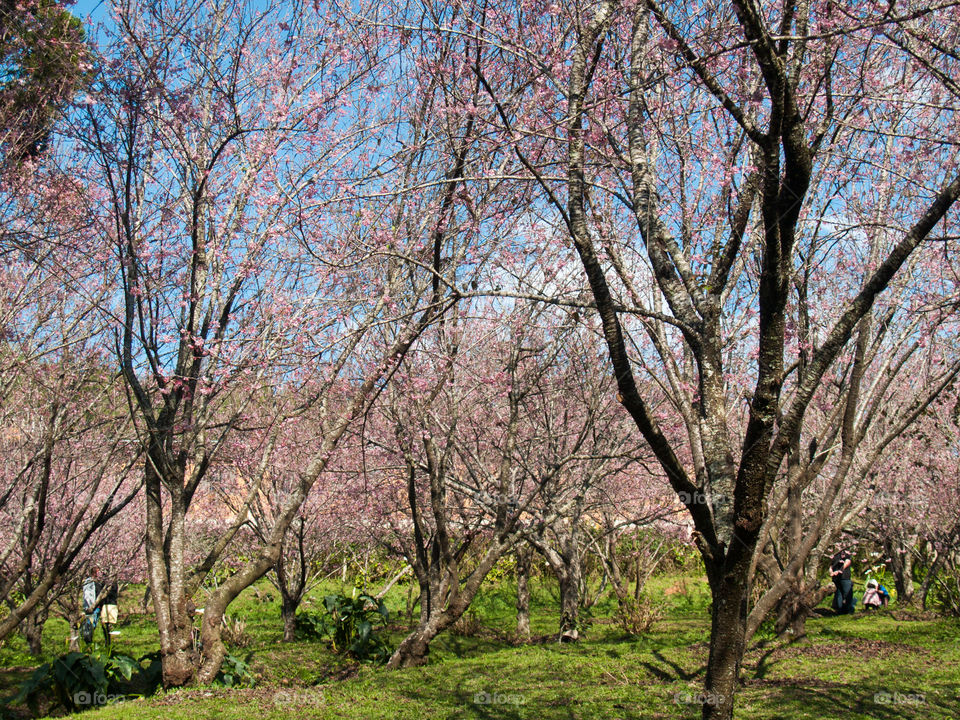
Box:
(70, 0), (110, 26)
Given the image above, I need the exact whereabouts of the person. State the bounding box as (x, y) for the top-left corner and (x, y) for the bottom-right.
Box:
(81, 566), (117, 647)
(878, 582), (891, 607)
(830, 547), (855, 614)
(862, 578), (883, 610)
(101, 574), (119, 646)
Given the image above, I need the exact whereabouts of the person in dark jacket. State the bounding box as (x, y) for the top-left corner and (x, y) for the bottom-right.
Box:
(830, 548), (855, 614)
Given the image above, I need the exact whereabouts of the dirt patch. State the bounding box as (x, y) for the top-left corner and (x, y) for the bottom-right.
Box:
(746, 636), (927, 664)
(742, 676), (848, 689)
(663, 581), (688, 596)
(886, 608), (939, 622)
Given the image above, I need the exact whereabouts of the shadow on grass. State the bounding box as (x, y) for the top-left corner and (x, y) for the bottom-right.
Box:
(639, 650), (704, 683)
(743, 682), (958, 720)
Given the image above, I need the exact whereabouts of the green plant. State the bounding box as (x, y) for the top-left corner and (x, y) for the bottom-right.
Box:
(215, 652), (254, 687)
(322, 593), (392, 663)
(6, 648), (161, 715)
(294, 610), (328, 640)
(486, 554), (516, 584)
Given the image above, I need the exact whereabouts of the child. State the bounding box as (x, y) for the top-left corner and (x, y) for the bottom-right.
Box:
(862, 578), (883, 610)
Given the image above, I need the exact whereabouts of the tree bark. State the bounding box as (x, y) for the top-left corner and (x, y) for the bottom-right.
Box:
(280, 593), (299, 643)
(388, 622), (438, 668)
(22, 607), (45, 656)
(772, 580), (831, 639)
(558, 570), (580, 642)
(701, 557), (750, 720)
(516, 548), (531, 638)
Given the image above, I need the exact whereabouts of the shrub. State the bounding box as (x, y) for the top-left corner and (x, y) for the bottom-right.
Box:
(8, 648), (161, 715)
(215, 652), (255, 687)
(322, 593), (392, 664)
(614, 594), (664, 636)
(294, 610), (327, 640)
(220, 614), (250, 648)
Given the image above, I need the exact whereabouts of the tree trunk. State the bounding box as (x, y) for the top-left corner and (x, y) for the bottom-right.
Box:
(773, 580), (831, 639)
(387, 623), (436, 668)
(701, 567), (749, 720)
(144, 461), (198, 687)
(387, 598), (462, 669)
(281, 593), (299, 643)
(22, 607), (45, 656)
(896, 547), (915, 605)
(516, 548), (531, 638)
(558, 571), (580, 642)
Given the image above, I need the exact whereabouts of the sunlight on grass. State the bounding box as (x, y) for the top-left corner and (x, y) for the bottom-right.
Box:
(1, 572), (957, 720)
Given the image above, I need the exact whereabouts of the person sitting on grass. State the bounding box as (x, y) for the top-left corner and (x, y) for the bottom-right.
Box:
(862, 578), (883, 610)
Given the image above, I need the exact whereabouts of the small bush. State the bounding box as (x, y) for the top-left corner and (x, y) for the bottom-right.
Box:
(220, 614), (250, 648)
(322, 593), (392, 664)
(8, 648), (161, 715)
(215, 652), (255, 687)
(294, 610), (328, 640)
(614, 594), (664, 636)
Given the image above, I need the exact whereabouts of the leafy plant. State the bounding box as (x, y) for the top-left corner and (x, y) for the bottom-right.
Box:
(294, 610), (329, 640)
(215, 652), (254, 687)
(322, 592), (392, 663)
(6, 648), (161, 715)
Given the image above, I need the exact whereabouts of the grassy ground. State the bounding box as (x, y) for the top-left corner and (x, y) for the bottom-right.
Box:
(1, 571), (958, 719)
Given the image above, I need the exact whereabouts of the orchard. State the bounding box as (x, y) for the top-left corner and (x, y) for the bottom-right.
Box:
(1, 1), (958, 719)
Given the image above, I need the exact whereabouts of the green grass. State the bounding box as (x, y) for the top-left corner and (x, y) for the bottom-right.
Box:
(1, 571), (958, 719)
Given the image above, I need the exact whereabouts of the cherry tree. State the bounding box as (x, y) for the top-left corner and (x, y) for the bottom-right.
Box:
(746, 259), (960, 637)
(515, 328), (671, 640)
(410, 1), (960, 716)
(218, 402), (361, 642)
(863, 389), (960, 611)
(0, 179), (141, 646)
(56, 0), (413, 684)
(59, 0), (518, 684)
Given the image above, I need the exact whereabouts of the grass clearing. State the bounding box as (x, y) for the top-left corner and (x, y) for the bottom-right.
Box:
(1, 572), (957, 719)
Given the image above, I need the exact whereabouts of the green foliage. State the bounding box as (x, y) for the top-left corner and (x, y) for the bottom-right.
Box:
(322, 593), (392, 664)
(926, 566), (960, 616)
(485, 554), (516, 584)
(349, 555), (401, 590)
(294, 610), (328, 641)
(214, 653), (254, 688)
(0, 0), (90, 162)
(5, 648), (161, 714)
